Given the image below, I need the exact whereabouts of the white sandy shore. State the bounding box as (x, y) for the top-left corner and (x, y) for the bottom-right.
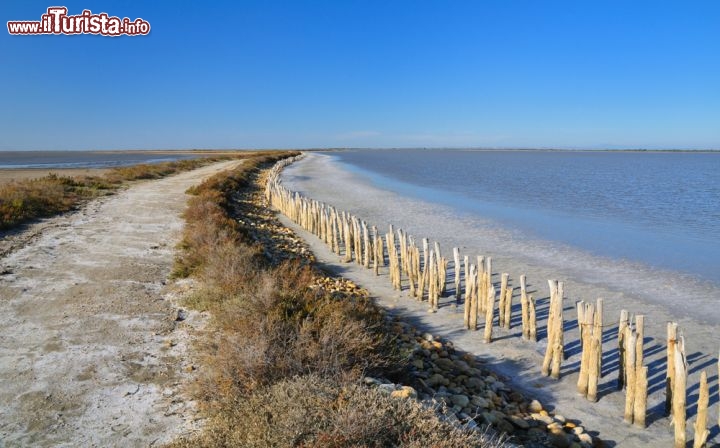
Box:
(280, 152), (719, 447)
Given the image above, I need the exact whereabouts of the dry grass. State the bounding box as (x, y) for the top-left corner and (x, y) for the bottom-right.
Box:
(170, 153), (503, 447)
(168, 375), (498, 448)
(0, 155), (236, 231)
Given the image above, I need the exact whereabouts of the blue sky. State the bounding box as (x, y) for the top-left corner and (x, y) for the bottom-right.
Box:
(1, 1), (718, 150)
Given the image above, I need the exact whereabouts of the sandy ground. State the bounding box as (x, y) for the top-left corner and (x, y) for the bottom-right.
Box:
(0, 169), (110, 185)
(280, 153), (720, 447)
(0, 160), (240, 447)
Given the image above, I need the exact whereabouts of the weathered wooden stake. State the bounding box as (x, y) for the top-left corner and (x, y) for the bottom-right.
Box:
(453, 247), (461, 303)
(665, 322), (678, 415)
(529, 295), (537, 342)
(520, 275), (529, 340)
(673, 335), (687, 448)
(499, 273), (509, 327)
(693, 370), (709, 448)
(594, 298), (604, 377)
(587, 336), (601, 402)
(618, 310), (629, 390)
(503, 286), (513, 330)
(624, 328), (637, 424)
(633, 365), (648, 428)
(483, 285), (496, 343)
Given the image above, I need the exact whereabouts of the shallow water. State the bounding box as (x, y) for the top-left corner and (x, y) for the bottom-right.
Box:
(0, 151), (201, 169)
(327, 149), (720, 285)
(282, 151), (720, 324)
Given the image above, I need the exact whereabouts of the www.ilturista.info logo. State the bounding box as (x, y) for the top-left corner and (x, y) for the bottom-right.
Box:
(7, 7), (150, 36)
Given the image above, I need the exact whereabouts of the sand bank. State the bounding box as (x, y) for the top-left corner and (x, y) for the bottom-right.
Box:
(0, 168), (110, 185)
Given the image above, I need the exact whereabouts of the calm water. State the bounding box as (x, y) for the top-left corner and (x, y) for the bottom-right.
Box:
(0, 151), (202, 169)
(326, 149), (720, 285)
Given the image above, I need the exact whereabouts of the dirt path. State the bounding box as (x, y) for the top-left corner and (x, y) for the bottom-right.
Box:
(0, 160), (240, 447)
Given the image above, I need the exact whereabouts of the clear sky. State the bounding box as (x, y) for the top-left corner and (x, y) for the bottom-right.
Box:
(2, 1), (718, 150)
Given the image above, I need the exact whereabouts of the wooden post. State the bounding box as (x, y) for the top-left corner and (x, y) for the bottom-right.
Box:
(503, 286), (513, 330)
(374, 228), (383, 267)
(520, 275), (529, 340)
(543, 280), (564, 379)
(407, 244), (416, 297)
(464, 264), (473, 329)
(417, 249), (426, 300)
(463, 255), (469, 304)
(635, 315), (645, 369)
(469, 265), (478, 330)
(343, 218), (352, 262)
(362, 222), (370, 268)
(372, 226), (379, 275)
(618, 310), (629, 390)
(673, 335), (687, 448)
(557, 281), (565, 362)
(576, 300), (586, 346)
(594, 298), (603, 377)
(453, 247), (461, 303)
(477, 256), (485, 314)
(413, 246), (421, 300)
(422, 238), (429, 276)
(693, 370), (709, 448)
(634, 365), (648, 428)
(529, 295), (537, 342)
(577, 301), (594, 396)
(499, 273), (509, 327)
(588, 336), (601, 402)
(428, 251), (437, 312)
(483, 286), (495, 343)
(666, 322), (678, 415)
(541, 281), (558, 377)
(438, 256), (448, 297)
(624, 328), (637, 424)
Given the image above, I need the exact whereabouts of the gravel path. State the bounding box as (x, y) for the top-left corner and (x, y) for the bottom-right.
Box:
(0, 160), (240, 447)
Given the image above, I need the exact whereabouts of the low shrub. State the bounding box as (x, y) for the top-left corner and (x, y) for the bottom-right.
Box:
(168, 375), (499, 448)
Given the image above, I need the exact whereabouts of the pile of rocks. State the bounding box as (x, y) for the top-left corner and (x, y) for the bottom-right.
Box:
(366, 317), (603, 448)
(309, 276), (369, 300)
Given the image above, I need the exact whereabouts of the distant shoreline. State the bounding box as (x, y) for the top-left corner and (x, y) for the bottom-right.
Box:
(0, 168), (110, 185)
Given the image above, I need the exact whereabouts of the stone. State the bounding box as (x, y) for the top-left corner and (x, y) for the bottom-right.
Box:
(454, 360), (471, 373)
(528, 399), (543, 413)
(577, 433), (593, 445)
(481, 411), (498, 425)
(390, 386), (417, 399)
(422, 332), (434, 342)
(470, 395), (490, 409)
(427, 373), (447, 387)
(411, 358), (424, 370)
(363, 377), (382, 386)
(554, 414), (567, 424)
(549, 433), (571, 448)
(508, 415), (530, 429)
(434, 358), (455, 372)
(377, 383), (396, 395)
(450, 394), (470, 408)
(466, 377), (486, 390)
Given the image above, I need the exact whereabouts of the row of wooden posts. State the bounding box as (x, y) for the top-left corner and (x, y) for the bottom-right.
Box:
(265, 156), (717, 447)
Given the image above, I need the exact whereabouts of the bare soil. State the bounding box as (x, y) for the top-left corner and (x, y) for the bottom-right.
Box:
(0, 160), (240, 447)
